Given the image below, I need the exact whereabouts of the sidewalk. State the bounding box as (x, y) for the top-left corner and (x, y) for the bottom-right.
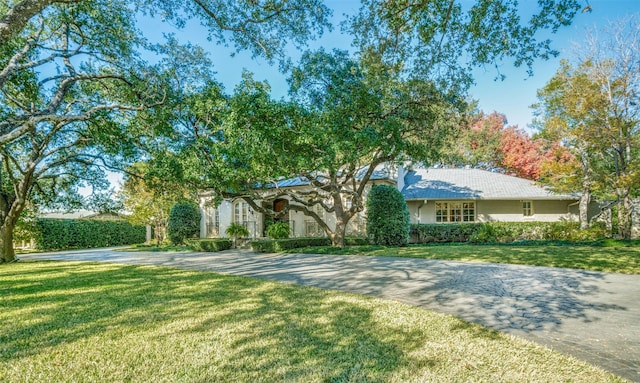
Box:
(22, 248), (640, 382)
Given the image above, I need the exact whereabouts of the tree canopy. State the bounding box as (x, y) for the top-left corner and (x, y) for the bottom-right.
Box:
(0, 0), (331, 262)
(534, 16), (640, 237)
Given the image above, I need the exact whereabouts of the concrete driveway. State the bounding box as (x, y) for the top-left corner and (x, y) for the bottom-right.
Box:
(21, 247), (640, 382)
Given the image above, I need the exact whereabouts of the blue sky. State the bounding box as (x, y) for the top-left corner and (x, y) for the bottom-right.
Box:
(140, 0), (640, 133)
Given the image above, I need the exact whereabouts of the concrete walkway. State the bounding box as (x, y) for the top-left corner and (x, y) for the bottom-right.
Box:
(21, 248), (640, 382)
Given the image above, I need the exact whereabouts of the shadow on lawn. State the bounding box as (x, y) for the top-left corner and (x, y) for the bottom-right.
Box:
(2, 261), (492, 381)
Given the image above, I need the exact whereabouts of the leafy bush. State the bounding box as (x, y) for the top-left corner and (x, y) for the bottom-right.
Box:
(33, 219), (145, 250)
(185, 238), (232, 252)
(167, 203), (201, 245)
(344, 237), (369, 246)
(410, 221), (608, 244)
(251, 237), (331, 252)
(225, 223), (250, 239)
(266, 222), (290, 239)
(411, 223), (479, 243)
(366, 185), (410, 246)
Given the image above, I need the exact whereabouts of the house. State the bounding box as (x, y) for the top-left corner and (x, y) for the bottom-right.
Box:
(399, 167), (597, 224)
(199, 166), (597, 239)
(199, 167), (395, 239)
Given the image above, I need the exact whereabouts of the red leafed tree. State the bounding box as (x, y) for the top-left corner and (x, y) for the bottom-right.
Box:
(449, 111), (567, 180)
(500, 126), (546, 179)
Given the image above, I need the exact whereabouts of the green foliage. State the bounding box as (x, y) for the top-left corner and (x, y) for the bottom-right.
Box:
(266, 222), (290, 239)
(350, 0), (581, 92)
(251, 237), (367, 252)
(167, 203), (201, 245)
(410, 224), (480, 244)
(32, 219), (145, 250)
(185, 238), (232, 252)
(409, 222), (608, 244)
(251, 237), (332, 252)
(225, 223), (250, 239)
(366, 185), (410, 246)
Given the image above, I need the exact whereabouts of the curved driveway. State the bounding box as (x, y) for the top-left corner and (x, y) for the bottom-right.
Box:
(22, 248), (640, 382)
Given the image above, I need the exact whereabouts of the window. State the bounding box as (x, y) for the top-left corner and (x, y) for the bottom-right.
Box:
(522, 201), (533, 217)
(206, 207), (219, 236)
(234, 201), (251, 224)
(436, 201), (475, 223)
(435, 202), (449, 222)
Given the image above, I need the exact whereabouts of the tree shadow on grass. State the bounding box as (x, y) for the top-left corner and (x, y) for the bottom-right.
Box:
(0, 261), (448, 381)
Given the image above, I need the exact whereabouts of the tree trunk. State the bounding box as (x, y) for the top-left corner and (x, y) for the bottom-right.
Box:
(619, 191), (632, 240)
(330, 220), (347, 247)
(579, 190), (590, 230)
(0, 222), (16, 263)
(579, 152), (591, 230)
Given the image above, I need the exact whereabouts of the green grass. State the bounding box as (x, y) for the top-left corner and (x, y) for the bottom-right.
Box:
(288, 242), (640, 274)
(0, 261), (625, 382)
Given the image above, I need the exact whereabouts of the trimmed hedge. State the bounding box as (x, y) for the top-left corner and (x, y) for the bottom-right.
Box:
(185, 238), (233, 252)
(250, 236), (370, 252)
(251, 237), (331, 252)
(366, 185), (410, 246)
(34, 219), (145, 250)
(410, 221), (608, 244)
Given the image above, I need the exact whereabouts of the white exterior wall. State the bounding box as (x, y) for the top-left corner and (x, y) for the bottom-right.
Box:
(406, 199), (577, 224)
(199, 197), (263, 239)
(198, 180), (393, 239)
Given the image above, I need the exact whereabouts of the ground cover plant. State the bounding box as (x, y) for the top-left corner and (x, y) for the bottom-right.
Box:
(121, 243), (194, 252)
(287, 242), (640, 275)
(0, 261), (624, 382)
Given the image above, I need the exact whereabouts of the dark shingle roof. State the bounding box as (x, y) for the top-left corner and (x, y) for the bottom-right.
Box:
(401, 168), (577, 200)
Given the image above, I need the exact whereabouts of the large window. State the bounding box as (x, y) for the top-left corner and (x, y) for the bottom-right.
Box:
(436, 201), (475, 222)
(234, 201), (251, 224)
(206, 207), (220, 236)
(522, 201), (533, 217)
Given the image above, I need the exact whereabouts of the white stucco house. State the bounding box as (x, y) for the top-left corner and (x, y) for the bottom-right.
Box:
(199, 166), (597, 239)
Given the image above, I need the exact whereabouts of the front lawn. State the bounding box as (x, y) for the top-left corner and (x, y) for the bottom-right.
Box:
(287, 242), (640, 274)
(0, 261), (624, 382)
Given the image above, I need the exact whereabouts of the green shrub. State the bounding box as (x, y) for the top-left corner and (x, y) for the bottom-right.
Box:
(225, 223), (250, 239)
(411, 223), (480, 243)
(366, 185), (410, 246)
(344, 237), (369, 246)
(33, 219), (145, 250)
(410, 221), (607, 244)
(266, 222), (290, 239)
(251, 237), (331, 252)
(167, 203), (201, 245)
(185, 238), (232, 252)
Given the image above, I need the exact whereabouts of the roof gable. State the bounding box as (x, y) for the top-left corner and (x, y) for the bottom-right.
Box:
(401, 168), (577, 200)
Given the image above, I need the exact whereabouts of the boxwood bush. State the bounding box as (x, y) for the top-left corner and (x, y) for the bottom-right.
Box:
(366, 185), (410, 246)
(251, 236), (369, 252)
(410, 221), (608, 244)
(251, 237), (331, 252)
(34, 219), (145, 250)
(185, 238), (233, 252)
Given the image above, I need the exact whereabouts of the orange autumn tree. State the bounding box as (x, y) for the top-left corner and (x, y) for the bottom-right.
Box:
(445, 111), (566, 181)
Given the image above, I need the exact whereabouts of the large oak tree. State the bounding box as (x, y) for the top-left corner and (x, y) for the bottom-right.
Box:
(0, 0), (330, 262)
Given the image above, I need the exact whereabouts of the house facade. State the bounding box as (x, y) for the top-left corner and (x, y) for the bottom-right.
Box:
(199, 166), (596, 239)
(399, 168), (596, 224)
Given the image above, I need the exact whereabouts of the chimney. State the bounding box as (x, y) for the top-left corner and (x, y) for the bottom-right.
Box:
(397, 164), (405, 191)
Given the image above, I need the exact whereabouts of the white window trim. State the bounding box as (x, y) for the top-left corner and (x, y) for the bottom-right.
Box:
(435, 201), (476, 223)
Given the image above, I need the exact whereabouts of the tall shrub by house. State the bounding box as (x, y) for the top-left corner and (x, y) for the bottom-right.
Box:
(167, 203), (201, 245)
(366, 185), (410, 246)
